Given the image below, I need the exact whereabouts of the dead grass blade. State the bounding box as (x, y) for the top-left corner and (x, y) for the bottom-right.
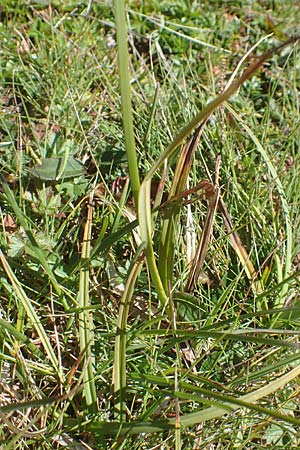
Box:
(218, 197), (263, 294)
(158, 126), (205, 291)
(186, 184), (220, 293)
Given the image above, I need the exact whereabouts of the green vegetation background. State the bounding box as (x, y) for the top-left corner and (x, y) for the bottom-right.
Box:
(0, 1), (300, 448)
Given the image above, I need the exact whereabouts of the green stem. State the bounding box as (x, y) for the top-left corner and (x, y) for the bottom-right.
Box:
(114, 247), (144, 421)
(114, 0), (140, 208)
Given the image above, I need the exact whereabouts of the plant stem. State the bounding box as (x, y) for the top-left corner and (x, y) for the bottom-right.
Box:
(114, 0), (140, 208)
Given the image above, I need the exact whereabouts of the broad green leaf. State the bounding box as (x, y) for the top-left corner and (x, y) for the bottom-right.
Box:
(28, 157), (86, 181)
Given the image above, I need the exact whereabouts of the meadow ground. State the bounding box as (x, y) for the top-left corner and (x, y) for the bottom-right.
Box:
(0, 1), (300, 448)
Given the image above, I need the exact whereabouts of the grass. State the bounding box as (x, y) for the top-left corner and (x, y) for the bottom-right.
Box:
(0, 1), (300, 448)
